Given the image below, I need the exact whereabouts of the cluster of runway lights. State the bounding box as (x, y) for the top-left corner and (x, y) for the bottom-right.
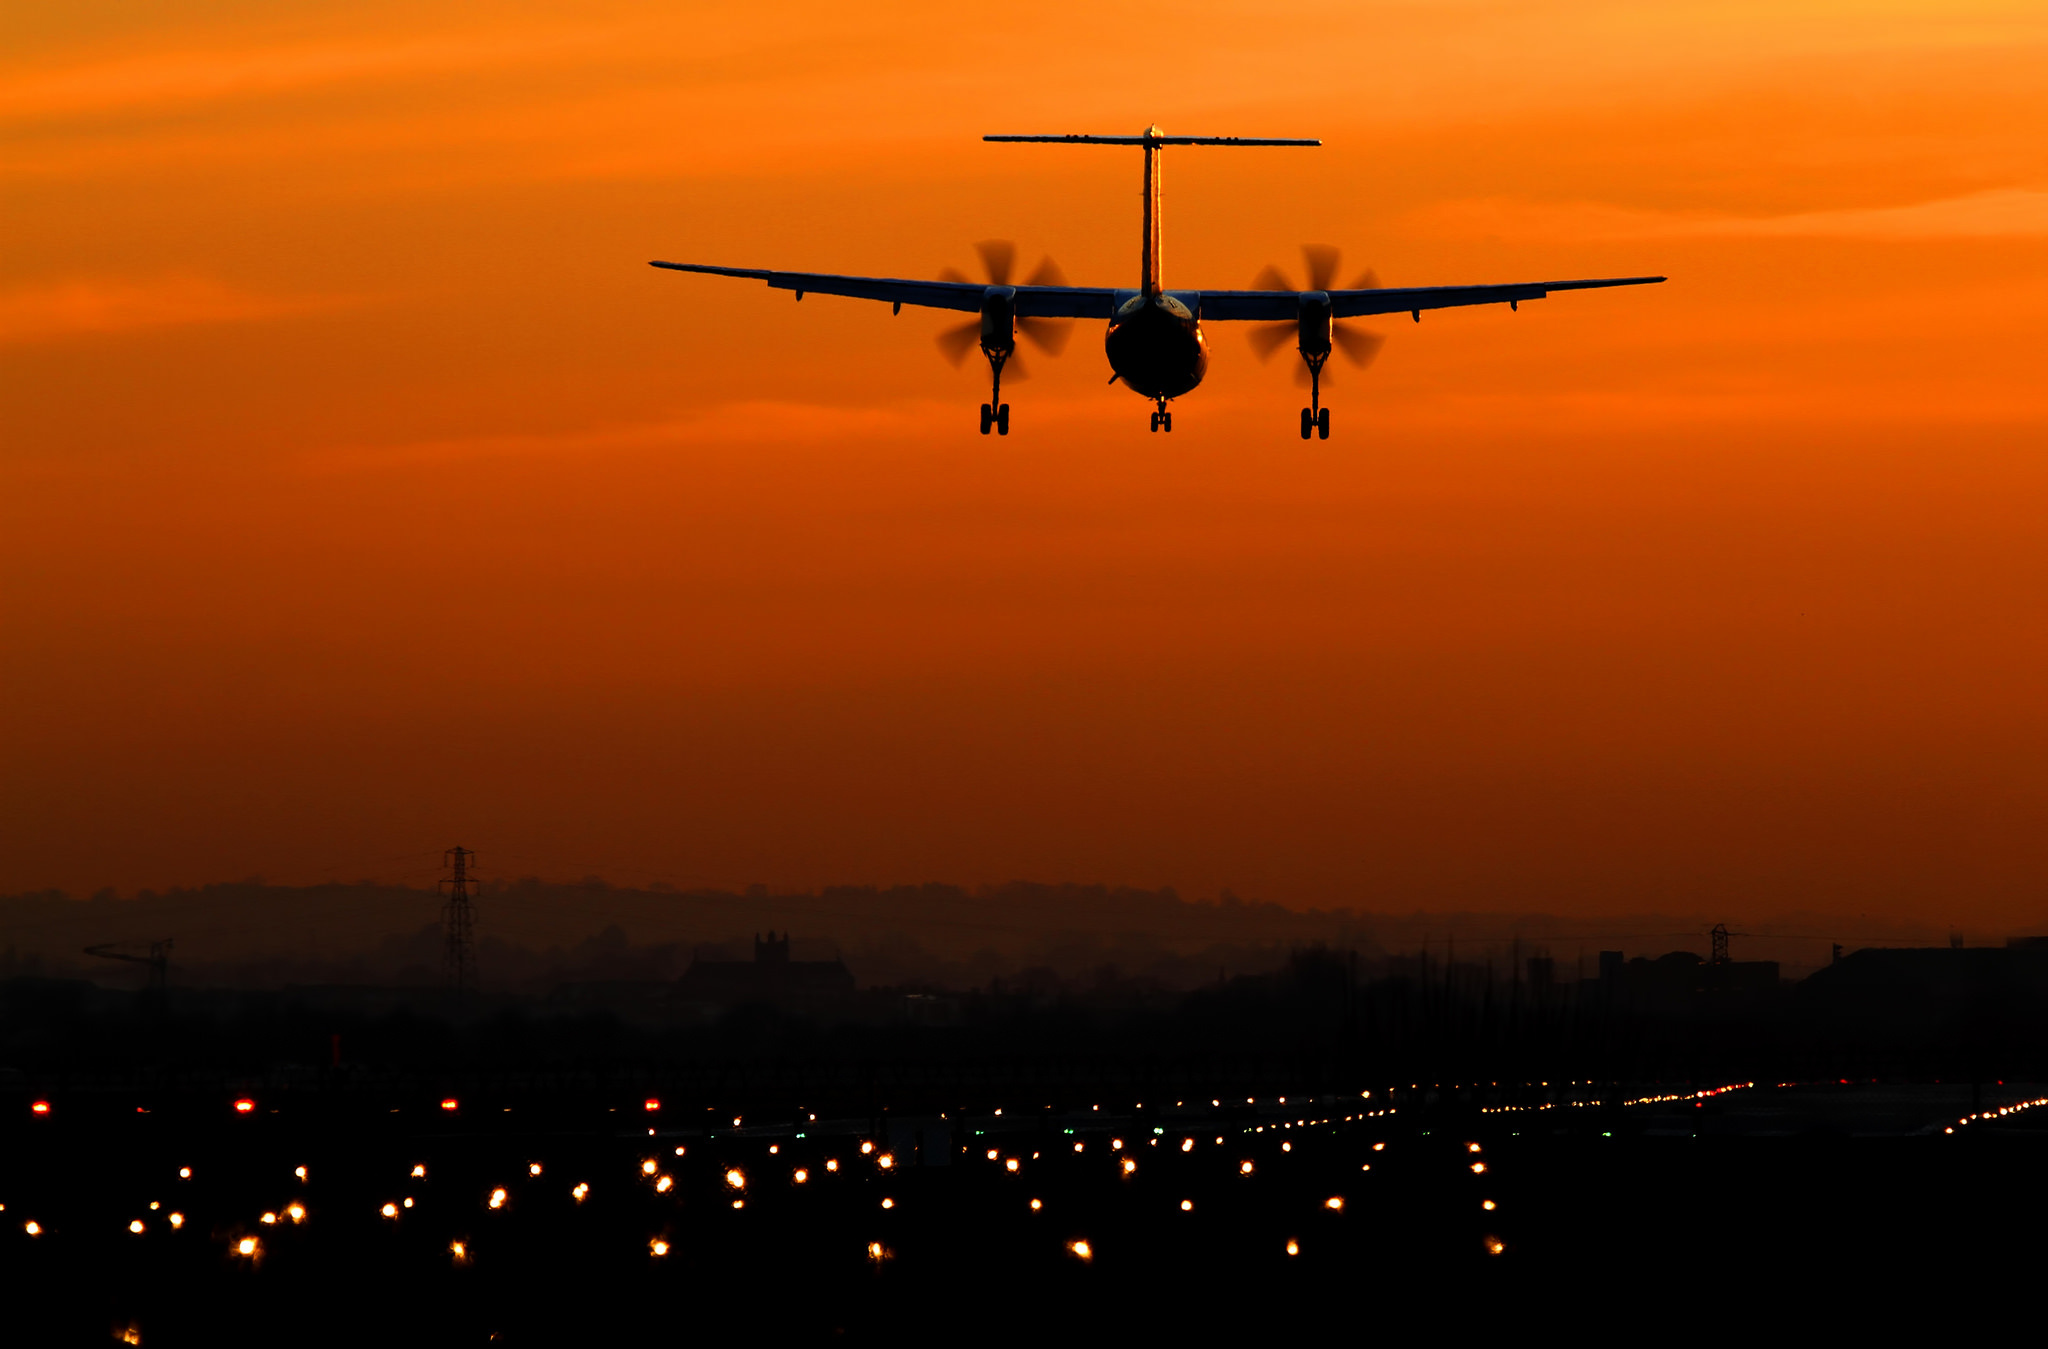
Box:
(1944, 1093), (2048, 1133)
(12, 1090), (1521, 1263)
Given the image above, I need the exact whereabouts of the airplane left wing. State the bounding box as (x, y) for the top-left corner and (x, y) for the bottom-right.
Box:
(1200, 275), (1665, 321)
(649, 261), (1118, 319)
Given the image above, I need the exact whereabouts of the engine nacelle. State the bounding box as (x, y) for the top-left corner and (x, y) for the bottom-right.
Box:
(979, 286), (1017, 355)
(1296, 290), (1334, 358)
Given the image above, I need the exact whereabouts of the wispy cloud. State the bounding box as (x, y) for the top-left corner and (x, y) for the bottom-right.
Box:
(0, 276), (354, 344)
(1419, 188), (2048, 242)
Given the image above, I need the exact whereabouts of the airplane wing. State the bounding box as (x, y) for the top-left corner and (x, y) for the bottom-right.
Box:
(649, 261), (1118, 319)
(1200, 275), (1665, 321)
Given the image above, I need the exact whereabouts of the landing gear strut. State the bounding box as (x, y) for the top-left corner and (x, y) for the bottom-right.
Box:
(1149, 397), (1173, 433)
(980, 348), (1011, 436)
(1299, 353), (1331, 440)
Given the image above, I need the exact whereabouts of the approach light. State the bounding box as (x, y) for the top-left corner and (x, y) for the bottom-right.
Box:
(826, 1160), (840, 1172)
(881, 1198), (894, 1209)
(1180, 1200), (1193, 1212)
(381, 1203), (399, 1219)
(287, 1204), (305, 1224)
(1240, 1161), (1254, 1175)
(1470, 1163), (1487, 1174)
(451, 1241), (469, 1263)
(642, 1160), (658, 1176)
(650, 1238), (670, 1257)
(1482, 1200), (1497, 1211)
(236, 1236), (260, 1257)
(1005, 1159), (1020, 1173)
(1325, 1197), (1343, 1211)
(260, 1212), (277, 1225)
(294, 1166), (307, 1181)
(1030, 1199), (1042, 1211)
(488, 1189), (507, 1210)
(794, 1169), (809, 1184)
(573, 1183), (589, 1202)
(178, 1167), (191, 1179)
(861, 1142), (874, 1155)
(1286, 1239), (1300, 1257)
(129, 1220), (145, 1234)
(168, 1213), (185, 1228)
(1122, 1159), (1136, 1174)
(1484, 1236), (1506, 1256)
(1181, 1139), (1194, 1152)
(24, 1221), (42, 1236)
(412, 1165), (426, 1178)
(1068, 1240), (1093, 1262)
(725, 1169), (747, 1191)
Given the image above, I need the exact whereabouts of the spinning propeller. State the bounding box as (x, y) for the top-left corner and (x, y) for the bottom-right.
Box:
(933, 240), (1075, 377)
(1248, 244), (1386, 384)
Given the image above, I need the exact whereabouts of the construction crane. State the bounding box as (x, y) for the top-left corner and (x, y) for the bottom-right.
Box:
(84, 938), (173, 992)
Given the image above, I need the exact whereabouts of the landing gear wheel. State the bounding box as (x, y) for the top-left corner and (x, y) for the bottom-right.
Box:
(996, 403), (1010, 436)
(1300, 407), (1313, 440)
(1316, 408), (1330, 440)
(979, 403), (994, 435)
(1161, 411), (1172, 432)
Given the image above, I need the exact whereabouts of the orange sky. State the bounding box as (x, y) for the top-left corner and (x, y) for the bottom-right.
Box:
(5, 0), (2048, 926)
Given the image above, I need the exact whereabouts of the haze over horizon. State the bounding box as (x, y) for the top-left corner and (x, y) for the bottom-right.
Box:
(7, 1), (2048, 929)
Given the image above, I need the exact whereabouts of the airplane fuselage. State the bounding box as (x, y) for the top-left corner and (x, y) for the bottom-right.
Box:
(1105, 291), (1207, 398)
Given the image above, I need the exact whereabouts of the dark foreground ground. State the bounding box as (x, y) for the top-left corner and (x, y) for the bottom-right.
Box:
(4, 1081), (2044, 1344)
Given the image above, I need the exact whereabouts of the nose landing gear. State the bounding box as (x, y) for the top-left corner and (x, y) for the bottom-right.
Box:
(1149, 397), (1173, 433)
(980, 402), (1010, 435)
(1299, 353), (1331, 440)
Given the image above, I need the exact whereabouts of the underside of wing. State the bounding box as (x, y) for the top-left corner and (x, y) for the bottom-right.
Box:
(1201, 275), (1666, 321)
(649, 261), (1117, 319)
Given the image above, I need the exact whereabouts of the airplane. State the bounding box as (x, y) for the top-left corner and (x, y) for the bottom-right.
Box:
(651, 128), (1664, 440)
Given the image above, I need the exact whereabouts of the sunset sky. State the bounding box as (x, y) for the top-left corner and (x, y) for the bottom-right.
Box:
(6, 0), (2048, 928)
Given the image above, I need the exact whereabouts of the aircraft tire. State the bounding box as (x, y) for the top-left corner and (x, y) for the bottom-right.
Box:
(1317, 408), (1330, 439)
(980, 403), (994, 435)
(1299, 407), (1313, 440)
(996, 404), (1010, 436)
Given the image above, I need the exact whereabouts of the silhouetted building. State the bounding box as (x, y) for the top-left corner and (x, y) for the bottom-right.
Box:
(675, 932), (855, 1012)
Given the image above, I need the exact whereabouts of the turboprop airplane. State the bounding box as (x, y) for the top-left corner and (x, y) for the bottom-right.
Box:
(651, 128), (1664, 439)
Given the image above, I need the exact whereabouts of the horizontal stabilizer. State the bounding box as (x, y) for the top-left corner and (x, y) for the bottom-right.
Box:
(985, 134), (1319, 147)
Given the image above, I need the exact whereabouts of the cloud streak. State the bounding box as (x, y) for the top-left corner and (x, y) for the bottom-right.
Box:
(0, 276), (354, 344)
(1421, 188), (2048, 242)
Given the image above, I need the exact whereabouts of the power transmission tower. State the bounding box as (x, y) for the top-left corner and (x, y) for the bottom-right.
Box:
(440, 847), (478, 997)
(84, 938), (173, 992)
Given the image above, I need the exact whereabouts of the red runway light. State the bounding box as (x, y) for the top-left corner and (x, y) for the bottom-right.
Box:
(30, 1100), (50, 1115)
(233, 1098), (256, 1114)
(644, 1098), (660, 1112)
(441, 1099), (459, 1112)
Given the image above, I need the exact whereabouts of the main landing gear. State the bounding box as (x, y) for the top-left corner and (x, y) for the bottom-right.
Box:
(1149, 397), (1173, 433)
(979, 346), (1012, 436)
(1300, 352), (1331, 440)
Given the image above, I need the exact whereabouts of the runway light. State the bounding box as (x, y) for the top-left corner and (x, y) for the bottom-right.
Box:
(451, 1240), (469, 1264)
(287, 1204), (305, 1224)
(236, 1236), (260, 1257)
(529, 1163), (543, 1177)
(826, 1160), (840, 1172)
(440, 1099), (458, 1112)
(129, 1219), (145, 1234)
(1373, 1143), (1385, 1152)
(1325, 1197), (1344, 1211)
(1181, 1139), (1194, 1152)
(881, 1198), (895, 1209)
(1111, 1138), (1123, 1150)
(860, 1142), (874, 1155)
(1073, 1142), (1085, 1153)
(168, 1213), (185, 1228)
(1285, 1239), (1300, 1257)
(178, 1168), (191, 1179)
(412, 1165), (426, 1179)
(24, 1221), (41, 1236)
(381, 1203), (399, 1219)
(403, 1198), (414, 1209)
(260, 1212), (277, 1225)
(1240, 1161), (1254, 1175)
(868, 1241), (887, 1262)
(573, 1184), (589, 1202)
(655, 1175), (675, 1193)
(488, 1189), (507, 1210)
(1282, 1142), (1292, 1152)
(987, 1149), (999, 1160)
(1180, 1200), (1193, 1212)
(294, 1166), (307, 1181)
(1482, 1200), (1497, 1211)
(233, 1099), (255, 1114)
(1005, 1159), (1020, 1173)
(725, 1169), (747, 1191)
(1030, 1199), (1042, 1211)
(1467, 1143), (1481, 1153)
(877, 1154), (895, 1170)
(650, 1238), (669, 1257)
(1470, 1163), (1487, 1174)
(1122, 1159), (1136, 1174)
(642, 1160), (659, 1176)
(1068, 1240), (1093, 1262)
(149, 1202), (159, 1211)
(794, 1169), (809, 1184)
(1484, 1236), (1506, 1256)
(731, 1199), (744, 1210)
(644, 1099), (660, 1112)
